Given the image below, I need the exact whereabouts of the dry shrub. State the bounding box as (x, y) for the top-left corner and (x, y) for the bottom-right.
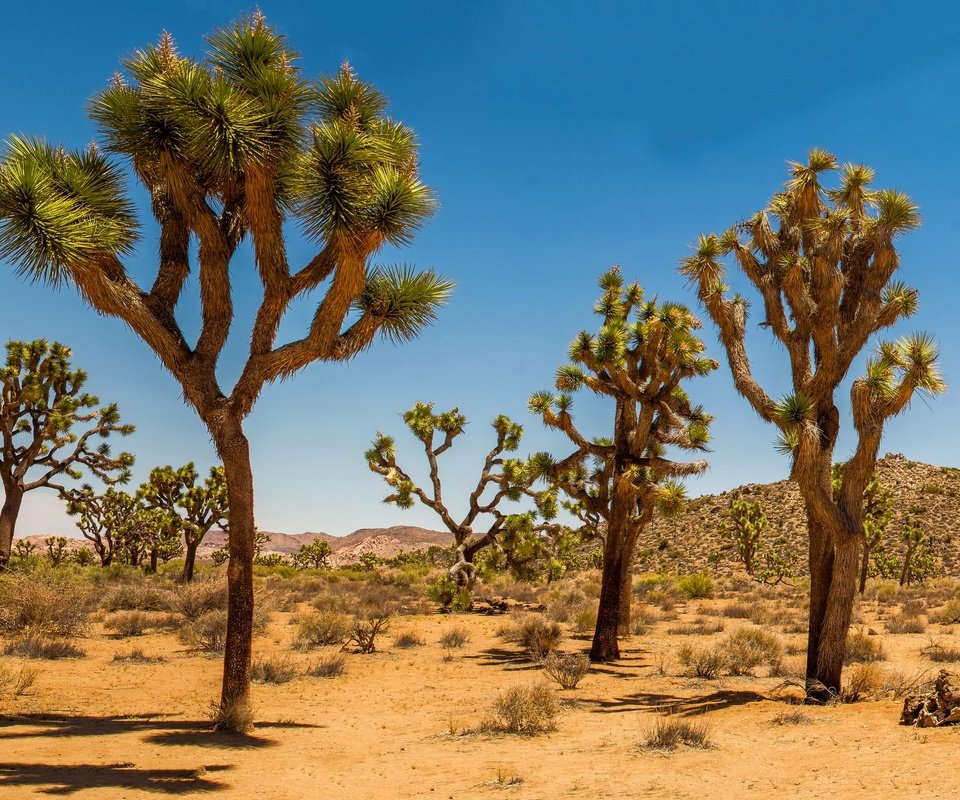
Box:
(104, 610), (154, 638)
(0, 574), (91, 637)
(250, 656), (297, 684)
(307, 654), (347, 678)
(393, 631), (425, 649)
(102, 583), (170, 612)
(210, 697), (254, 734)
(543, 652), (590, 689)
(844, 630), (886, 664)
(294, 611), (350, 650)
(630, 605), (660, 636)
(179, 606), (269, 654)
(544, 586), (588, 623)
(886, 613), (927, 634)
(722, 603), (753, 619)
(4, 634), (85, 660)
(842, 662), (884, 702)
(509, 614), (563, 661)
(667, 619), (725, 636)
(485, 683), (559, 734)
(570, 604), (597, 635)
(0, 663), (39, 696)
(112, 648), (164, 664)
(901, 599), (926, 618)
(641, 714), (712, 751)
(646, 591), (677, 612)
(932, 599), (960, 625)
(771, 708), (811, 725)
(170, 579), (227, 621)
(722, 628), (782, 676)
(345, 609), (391, 654)
(922, 638), (960, 662)
(677, 644), (725, 679)
(438, 627), (471, 649)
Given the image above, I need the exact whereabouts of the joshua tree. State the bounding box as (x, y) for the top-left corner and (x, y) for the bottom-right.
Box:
(719, 494), (767, 576)
(530, 268), (716, 661)
(64, 486), (137, 566)
(44, 535), (68, 566)
(0, 15), (450, 726)
(0, 340), (134, 567)
(293, 539), (333, 569)
(139, 463), (228, 582)
(681, 150), (944, 700)
(832, 466), (895, 594)
(366, 403), (555, 590)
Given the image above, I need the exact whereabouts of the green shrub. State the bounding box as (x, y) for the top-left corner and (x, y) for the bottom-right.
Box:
(677, 573), (713, 600)
(426, 575), (472, 612)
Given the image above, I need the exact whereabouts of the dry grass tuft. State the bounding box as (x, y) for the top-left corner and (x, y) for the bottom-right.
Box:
(543, 652), (590, 689)
(307, 654), (347, 678)
(484, 683), (559, 735)
(250, 656), (298, 685)
(4, 634), (85, 660)
(641, 714), (712, 752)
(438, 627), (471, 649)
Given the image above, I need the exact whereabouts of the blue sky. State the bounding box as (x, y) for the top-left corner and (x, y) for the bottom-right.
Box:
(1, 1), (959, 537)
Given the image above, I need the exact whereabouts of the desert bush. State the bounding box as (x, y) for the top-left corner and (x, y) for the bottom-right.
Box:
(345, 609), (391, 654)
(844, 630), (886, 664)
(103, 611), (154, 638)
(170, 579), (227, 622)
(933, 599), (960, 625)
(307, 654), (347, 678)
(294, 611), (350, 650)
(842, 662), (884, 702)
(677, 573), (713, 600)
(677, 644), (725, 679)
(544, 586), (588, 623)
(4, 634), (85, 659)
(722, 603), (753, 619)
(667, 619), (725, 636)
(885, 613), (927, 634)
(426, 576), (472, 612)
(510, 614), (563, 661)
(393, 632), (426, 649)
(543, 652), (590, 689)
(570, 604), (598, 635)
(0, 574), (91, 637)
(771, 708), (811, 725)
(922, 639), (960, 662)
(721, 628), (783, 676)
(438, 627), (471, 649)
(629, 605), (659, 636)
(901, 599), (926, 618)
(179, 606), (269, 654)
(0, 663), (38, 697)
(250, 656), (297, 684)
(641, 714), (712, 751)
(101, 583), (171, 612)
(112, 648), (164, 664)
(485, 683), (559, 734)
(646, 590), (677, 612)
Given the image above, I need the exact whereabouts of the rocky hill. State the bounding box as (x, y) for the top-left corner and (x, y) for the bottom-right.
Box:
(639, 453), (960, 577)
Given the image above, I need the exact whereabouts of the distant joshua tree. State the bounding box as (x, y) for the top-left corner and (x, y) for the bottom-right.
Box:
(0, 15), (450, 726)
(530, 268), (716, 662)
(681, 150), (944, 700)
(0, 340), (134, 568)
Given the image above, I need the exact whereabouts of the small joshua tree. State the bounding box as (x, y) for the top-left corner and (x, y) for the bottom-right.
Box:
(719, 495), (767, 576)
(64, 486), (138, 566)
(139, 463), (228, 582)
(366, 403), (556, 590)
(530, 268), (716, 661)
(681, 150), (944, 700)
(294, 539), (333, 569)
(0, 340), (134, 567)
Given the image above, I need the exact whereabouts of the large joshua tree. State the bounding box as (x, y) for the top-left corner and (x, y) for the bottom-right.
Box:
(681, 150), (944, 700)
(0, 15), (450, 727)
(366, 403), (554, 590)
(0, 339), (134, 567)
(530, 268), (716, 662)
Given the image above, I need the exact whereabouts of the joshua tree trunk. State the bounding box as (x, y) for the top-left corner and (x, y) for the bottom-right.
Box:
(858, 540), (871, 595)
(591, 498), (636, 662)
(181, 539), (201, 583)
(617, 528), (640, 635)
(211, 416), (255, 720)
(149, 549), (159, 573)
(0, 484), (23, 570)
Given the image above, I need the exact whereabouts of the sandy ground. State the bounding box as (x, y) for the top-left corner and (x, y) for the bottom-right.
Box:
(1, 597), (959, 799)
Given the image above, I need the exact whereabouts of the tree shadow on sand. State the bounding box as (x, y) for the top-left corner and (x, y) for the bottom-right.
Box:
(0, 761), (233, 795)
(592, 689), (768, 715)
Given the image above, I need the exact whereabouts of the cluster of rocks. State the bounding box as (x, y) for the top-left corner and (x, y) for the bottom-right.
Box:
(900, 670), (960, 727)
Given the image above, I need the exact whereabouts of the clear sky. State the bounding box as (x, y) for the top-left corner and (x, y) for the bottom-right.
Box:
(1, 1), (959, 538)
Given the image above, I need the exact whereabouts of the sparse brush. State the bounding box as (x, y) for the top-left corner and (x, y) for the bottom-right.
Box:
(921, 638), (960, 662)
(510, 615), (563, 661)
(886, 613), (927, 634)
(0, 664), (39, 697)
(170, 580), (227, 622)
(570, 605), (598, 635)
(677, 644), (725, 679)
(932, 599), (960, 625)
(485, 683), (559, 735)
(0, 575), (91, 637)
(630, 606), (659, 636)
(667, 619), (725, 636)
(393, 632), (425, 649)
(178, 605), (269, 655)
(844, 630), (886, 664)
(722, 603), (753, 619)
(112, 648), (164, 664)
(101, 583), (171, 612)
(345, 610), (391, 654)
(901, 599), (926, 618)
(438, 627), (471, 649)
(4, 634), (85, 660)
(771, 708), (811, 725)
(293, 611), (350, 650)
(210, 697), (254, 734)
(307, 654), (347, 678)
(641, 714), (712, 751)
(543, 652), (590, 689)
(721, 628), (783, 676)
(103, 610), (154, 638)
(250, 656), (297, 685)
(842, 662), (884, 702)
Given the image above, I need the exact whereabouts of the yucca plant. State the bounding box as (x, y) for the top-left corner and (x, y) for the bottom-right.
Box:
(681, 150), (944, 701)
(0, 340), (134, 567)
(530, 268), (717, 661)
(0, 13), (452, 729)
